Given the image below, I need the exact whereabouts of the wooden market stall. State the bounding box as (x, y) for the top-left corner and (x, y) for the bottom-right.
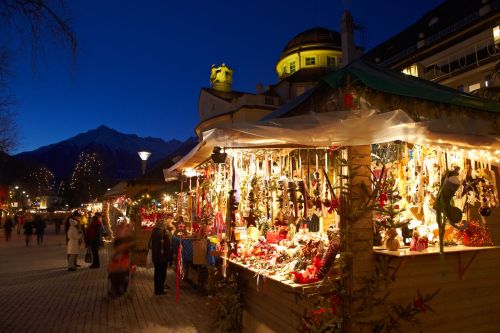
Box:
(168, 59), (500, 332)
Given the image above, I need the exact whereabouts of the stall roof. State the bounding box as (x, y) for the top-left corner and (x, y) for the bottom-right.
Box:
(323, 60), (500, 113)
(103, 181), (128, 198)
(166, 128), (301, 172)
(262, 60), (500, 122)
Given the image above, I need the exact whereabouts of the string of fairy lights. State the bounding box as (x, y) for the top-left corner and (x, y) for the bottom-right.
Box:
(28, 167), (55, 196)
(69, 151), (103, 200)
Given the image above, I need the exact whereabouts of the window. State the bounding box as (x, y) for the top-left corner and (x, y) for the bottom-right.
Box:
(290, 61), (296, 73)
(493, 26), (500, 45)
(282, 65), (288, 74)
(305, 57), (316, 66)
(327, 56), (336, 68)
(468, 83), (481, 92)
(402, 64), (419, 77)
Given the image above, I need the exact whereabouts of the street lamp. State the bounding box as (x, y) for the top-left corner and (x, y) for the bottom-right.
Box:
(138, 150), (152, 175)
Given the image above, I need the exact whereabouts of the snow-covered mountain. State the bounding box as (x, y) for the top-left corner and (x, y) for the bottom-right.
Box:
(15, 125), (187, 181)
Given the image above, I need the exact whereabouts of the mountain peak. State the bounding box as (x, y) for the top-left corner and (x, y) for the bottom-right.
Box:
(15, 127), (188, 181)
(95, 124), (113, 131)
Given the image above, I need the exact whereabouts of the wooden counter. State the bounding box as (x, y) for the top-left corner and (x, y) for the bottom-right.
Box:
(229, 259), (340, 333)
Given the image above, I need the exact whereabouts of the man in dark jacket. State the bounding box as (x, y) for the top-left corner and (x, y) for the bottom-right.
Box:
(148, 221), (171, 295)
(34, 215), (46, 245)
(85, 213), (103, 268)
(3, 216), (14, 242)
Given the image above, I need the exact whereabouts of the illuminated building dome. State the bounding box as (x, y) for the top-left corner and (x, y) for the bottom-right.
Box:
(276, 27), (343, 80)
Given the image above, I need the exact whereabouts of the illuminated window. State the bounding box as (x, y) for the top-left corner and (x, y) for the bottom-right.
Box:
(327, 56), (336, 67)
(493, 26), (500, 45)
(402, 64), (419, 77)
(305, 57), (316, 66)
(468, 83), (481, 92)
(282, 65), (288, 74)
(290, 61), (296, 73)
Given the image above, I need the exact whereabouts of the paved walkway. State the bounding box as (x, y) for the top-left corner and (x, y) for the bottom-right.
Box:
(0, 227), (213, 333)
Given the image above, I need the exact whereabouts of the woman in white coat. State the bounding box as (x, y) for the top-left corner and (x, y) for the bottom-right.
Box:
(67, 218), (82, 271)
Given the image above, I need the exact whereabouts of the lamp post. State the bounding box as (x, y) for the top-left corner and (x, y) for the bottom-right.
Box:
(138, 151), (152, 175)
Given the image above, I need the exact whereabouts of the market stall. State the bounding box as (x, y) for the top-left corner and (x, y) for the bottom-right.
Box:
(168, 60), (500, 332)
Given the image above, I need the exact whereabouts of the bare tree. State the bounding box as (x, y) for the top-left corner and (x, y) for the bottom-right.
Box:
(0, 102), (18, 153)
(0, 0), (77, 63)
(0, 0), (77, 152)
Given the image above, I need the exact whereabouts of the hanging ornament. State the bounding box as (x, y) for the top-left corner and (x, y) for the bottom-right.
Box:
(479, 206), (492, 217)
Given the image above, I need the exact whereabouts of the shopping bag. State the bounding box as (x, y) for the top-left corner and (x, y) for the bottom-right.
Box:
(84, 247), (92, 263)
(146, 249), (153, 269)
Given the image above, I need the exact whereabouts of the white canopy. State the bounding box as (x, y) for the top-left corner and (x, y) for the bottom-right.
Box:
(167, 109), (500, 173)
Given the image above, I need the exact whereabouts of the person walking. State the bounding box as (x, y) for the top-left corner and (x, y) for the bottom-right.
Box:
(108, 223), (134, 297)
(67, 218), (82, 271)
(23, 214), (34, 247)
(15, 213), (23, 235)
(148, 221), (172, 296)
(55, 217), (61, 235)
(85, 213), (103, 268)
(3, 215), (14, 242)
(34, 215), (47, 245)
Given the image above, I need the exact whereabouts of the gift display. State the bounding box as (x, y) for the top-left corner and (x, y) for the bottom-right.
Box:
(372, 142), (497, 251)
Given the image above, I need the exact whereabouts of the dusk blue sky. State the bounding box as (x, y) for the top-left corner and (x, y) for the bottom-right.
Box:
(9, 0), (442, 153)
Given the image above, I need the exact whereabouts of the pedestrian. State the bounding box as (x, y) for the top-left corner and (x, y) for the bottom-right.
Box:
(85, 213), (104, 268)
(55, 216), (62, 235)
(3, 215), (14, 242)
(65, 211), (81, 243)
(65, 211), (82, 267)
(34, 215), (47, 245)
(23, 214), (34, 247)
(148, 220), (172, 296)
(66, 217), (82, 271)
(108, 223), (134, 298)
(15, 213), (23, 235)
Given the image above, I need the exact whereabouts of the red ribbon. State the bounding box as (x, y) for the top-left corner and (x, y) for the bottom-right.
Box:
(176, 241), (184, 303)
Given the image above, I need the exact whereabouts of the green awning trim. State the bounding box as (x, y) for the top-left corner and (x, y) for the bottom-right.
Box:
(322, 60), (500, 113)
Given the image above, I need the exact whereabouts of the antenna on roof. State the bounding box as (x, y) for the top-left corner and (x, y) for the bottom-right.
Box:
(354, 20), (368, 50)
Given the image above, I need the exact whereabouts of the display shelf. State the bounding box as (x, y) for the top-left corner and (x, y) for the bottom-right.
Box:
(228, 259), (340, 294)
(373, 245), (500, 280)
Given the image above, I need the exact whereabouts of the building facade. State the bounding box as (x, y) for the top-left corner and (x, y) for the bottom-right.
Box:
(196, 26), (361, 137)
(364, 0), (500, 94)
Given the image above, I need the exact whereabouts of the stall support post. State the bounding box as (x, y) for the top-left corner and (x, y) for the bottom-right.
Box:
(342, 145), (374, 331)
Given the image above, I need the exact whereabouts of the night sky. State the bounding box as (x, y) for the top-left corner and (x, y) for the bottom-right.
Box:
(9, 0), (442, 153)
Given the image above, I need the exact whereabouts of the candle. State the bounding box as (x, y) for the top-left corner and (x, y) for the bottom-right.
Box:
(299, 152), (302, 179)
(325, 150), (328, 175)
(315, 153), (318, 171)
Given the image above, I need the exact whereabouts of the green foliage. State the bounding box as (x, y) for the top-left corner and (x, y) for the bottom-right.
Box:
(213, 271), (244, 333)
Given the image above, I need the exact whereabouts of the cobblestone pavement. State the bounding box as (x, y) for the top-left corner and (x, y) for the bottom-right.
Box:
(0, 227), (214, 333)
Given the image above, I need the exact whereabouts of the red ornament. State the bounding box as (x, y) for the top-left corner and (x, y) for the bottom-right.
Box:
(343, 93), (354, 109)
